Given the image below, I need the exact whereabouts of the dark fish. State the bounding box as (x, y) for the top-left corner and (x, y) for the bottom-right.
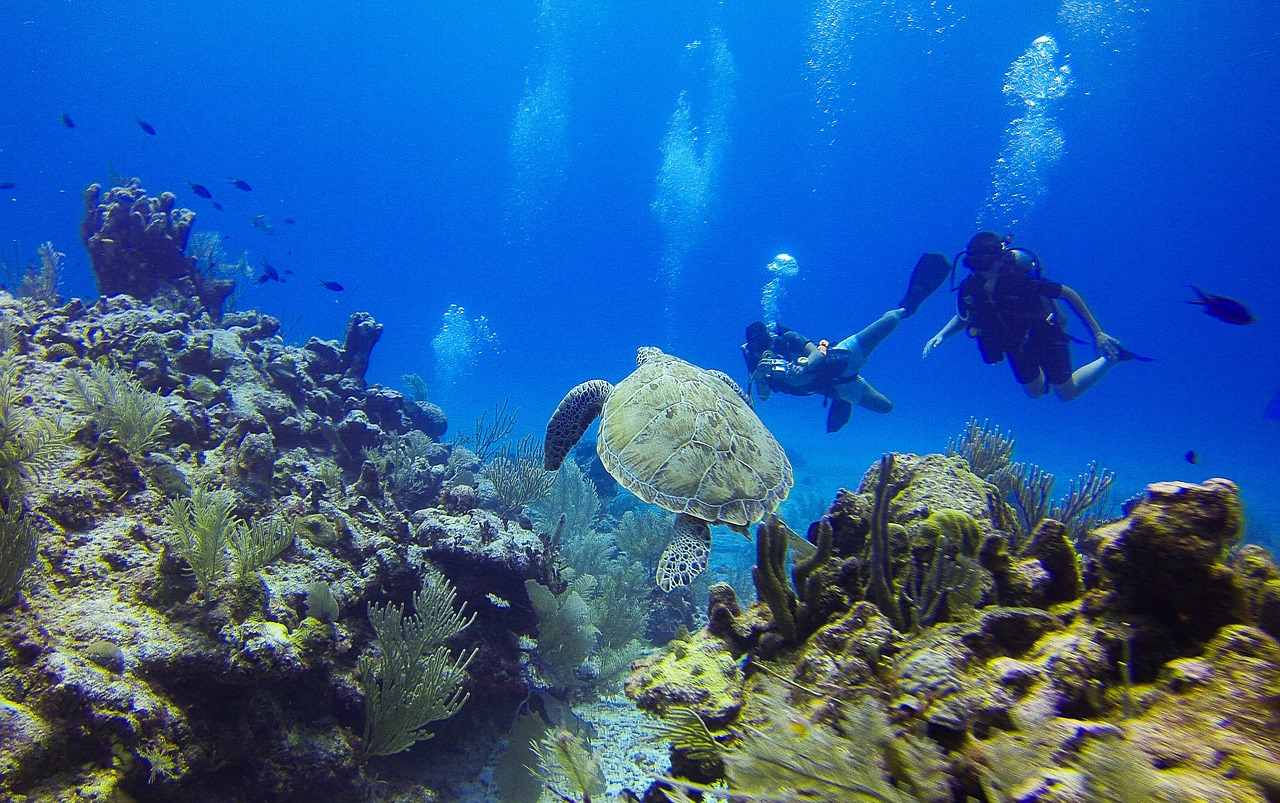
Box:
(256, 273), (270, 284)
(1188, 286), (1256, 325)
(284, 268), (293, 275)
(229, 178), (253, 192)
(260, 259), (280, 282)
(318, 279), (344, 292)
(251, 214), (275, 235)
(283, 218), (296, 225)
(60, 113), (75, 128)
(187, 181), (213, 199)
(211, 201), (224, 211)
(0, 182), (14, 190)
(135, 117), (156, 135)
(1185, 450), (1198, 464)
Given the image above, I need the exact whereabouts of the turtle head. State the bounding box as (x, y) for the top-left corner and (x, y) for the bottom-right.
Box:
(636, 346), (665, 368)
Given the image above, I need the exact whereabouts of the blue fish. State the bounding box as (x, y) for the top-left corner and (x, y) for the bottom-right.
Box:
(229, 178), (253, 192)
(135, 117), (156, 135)
(318, 279), (344, 292)
(1188, 286), (1255, 325)
(187, 181), (213, 199)
(60, 113), (75, 128)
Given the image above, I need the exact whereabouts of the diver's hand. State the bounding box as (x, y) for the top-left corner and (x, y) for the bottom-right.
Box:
(923, 334), (944, 359)
(1094, 332), (1122, 361)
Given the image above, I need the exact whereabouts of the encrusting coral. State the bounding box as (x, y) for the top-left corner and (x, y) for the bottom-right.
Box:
(628, 449), (1280, 803)
(0, 287), (566, 801)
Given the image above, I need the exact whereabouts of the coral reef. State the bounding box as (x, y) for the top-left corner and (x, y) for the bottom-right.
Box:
(80, 179), (234, 319)
(0, 290), (560, 801)
(628, 452), (1280, 803)
(1, 268), (1276, 802)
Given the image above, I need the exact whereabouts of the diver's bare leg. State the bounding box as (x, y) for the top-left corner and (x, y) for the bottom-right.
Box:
(1053, 357), (1114, 401)
(834, 308), (905, 370)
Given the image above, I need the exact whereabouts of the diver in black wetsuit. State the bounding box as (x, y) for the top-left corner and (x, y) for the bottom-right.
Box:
(922, 231), (1143, 401)
(742, 309), (906, 433)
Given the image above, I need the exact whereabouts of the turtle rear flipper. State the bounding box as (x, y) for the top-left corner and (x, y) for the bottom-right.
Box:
(544, 379), (613, 470)
(656, 514), (712, 592)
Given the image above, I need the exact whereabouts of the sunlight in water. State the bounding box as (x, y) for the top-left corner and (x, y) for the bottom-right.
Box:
(507, 0), (586, 239)
(1058, 0), (1148, 53)
(979, 34), (1072, 230)
(652, 30), (737, 298)
(805, 0), (959, 137)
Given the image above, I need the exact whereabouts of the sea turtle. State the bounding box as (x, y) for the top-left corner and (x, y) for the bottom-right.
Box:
(543, 347), (793, 591)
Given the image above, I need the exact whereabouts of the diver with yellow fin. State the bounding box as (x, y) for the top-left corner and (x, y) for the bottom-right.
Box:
(742, 252), (951, 432)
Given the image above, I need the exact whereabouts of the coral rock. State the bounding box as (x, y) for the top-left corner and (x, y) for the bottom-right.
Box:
(1096, 478), (1245, 652)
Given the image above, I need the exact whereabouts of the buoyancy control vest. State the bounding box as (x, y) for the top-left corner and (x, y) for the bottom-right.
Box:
(957, 248), (1065, 363)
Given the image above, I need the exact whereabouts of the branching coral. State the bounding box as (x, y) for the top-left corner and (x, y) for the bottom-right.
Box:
(164, 489), (296, 603)
(0, 503), (38, 606)
(864, 456), (990, 634)
(485, 434), (555, 517)
(531, 727), (607, 803)
(0, 353), (66, 508)
(454, 397), (517, 464)
(360, 568), (478, 758)
(18, 242), (63, 304)
(531, 457), (602, 545)
(67, 362), (170, 457)
(948, 418), (1115, 548)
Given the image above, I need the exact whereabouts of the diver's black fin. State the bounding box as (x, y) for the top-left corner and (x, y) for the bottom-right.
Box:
(1116, 345), (1156, 363)
(826, 399), (853, 433)
(899, 252), (952, 317)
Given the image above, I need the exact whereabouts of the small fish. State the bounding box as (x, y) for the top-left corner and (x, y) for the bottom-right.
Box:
(1187, 286), (1256, 325)
(284, 268), (293, 275)
(282, 217), (296, 225)
(187, 181), (213, 199)
(260, 259), (280, 282)
(60, 113), (75, 128)
(1185, 450), (1199, 464)
(211, 201), (224, 211)
(135, 117), (156, 135)
(0, 182), (14, 190)
(229, 178), (253, 192)
(318, 279), (344, 292)
(251, 214), (275, 235)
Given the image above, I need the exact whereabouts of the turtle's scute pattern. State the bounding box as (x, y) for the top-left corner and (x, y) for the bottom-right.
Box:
(598, 353), (791, 527)
(543, 379), (611, 470)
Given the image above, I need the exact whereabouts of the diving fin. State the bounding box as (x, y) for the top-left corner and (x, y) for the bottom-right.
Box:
(826, 398), (853, 433)
(1064, 332), (1156, 362)
(899, 252), (952, 317)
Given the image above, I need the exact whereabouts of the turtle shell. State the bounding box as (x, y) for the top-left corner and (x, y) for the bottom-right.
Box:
(597, 352), (792, 526)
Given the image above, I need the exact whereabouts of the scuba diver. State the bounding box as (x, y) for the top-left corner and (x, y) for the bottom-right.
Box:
(922, 231), (1149, 400)
(743, 253), (953, 432)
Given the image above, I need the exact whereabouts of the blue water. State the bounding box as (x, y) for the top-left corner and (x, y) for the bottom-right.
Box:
(2, 1), (1278, 536)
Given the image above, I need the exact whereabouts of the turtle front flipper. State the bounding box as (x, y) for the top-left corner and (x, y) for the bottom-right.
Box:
(544, 379), (613, 471)
(656, 514), (712, 592)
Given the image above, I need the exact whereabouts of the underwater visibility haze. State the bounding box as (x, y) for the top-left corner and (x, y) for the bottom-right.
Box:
(0, 0), (1278, 800)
